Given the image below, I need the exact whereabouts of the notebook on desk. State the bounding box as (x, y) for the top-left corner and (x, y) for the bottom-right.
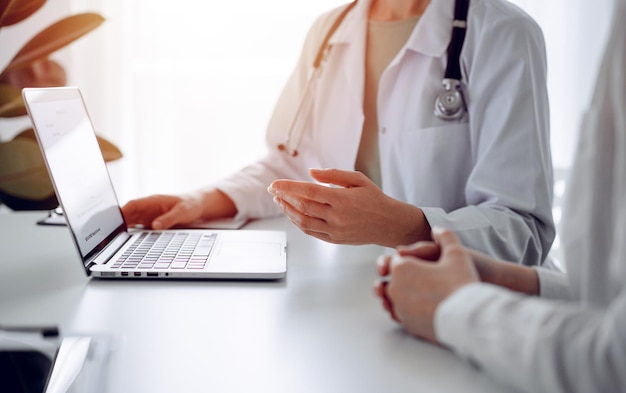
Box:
(23, 87), (286, 280)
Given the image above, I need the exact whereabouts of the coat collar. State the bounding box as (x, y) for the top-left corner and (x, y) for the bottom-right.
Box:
(329, 0), (456, 58)
(408, 0), (456, 57)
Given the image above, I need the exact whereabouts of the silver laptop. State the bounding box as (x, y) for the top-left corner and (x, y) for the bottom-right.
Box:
(23, 87), (287, 280)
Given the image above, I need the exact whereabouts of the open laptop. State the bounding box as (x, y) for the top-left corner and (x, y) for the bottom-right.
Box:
(23, 86), (286, 280)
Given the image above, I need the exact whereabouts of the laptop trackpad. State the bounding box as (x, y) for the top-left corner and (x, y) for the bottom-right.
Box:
(217, 242), (282, 258)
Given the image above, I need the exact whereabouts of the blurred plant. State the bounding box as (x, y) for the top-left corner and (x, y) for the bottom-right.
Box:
(0, 0), (121, 210)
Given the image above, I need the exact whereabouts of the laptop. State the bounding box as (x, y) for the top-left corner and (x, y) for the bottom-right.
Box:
(23, 86), (287, 280)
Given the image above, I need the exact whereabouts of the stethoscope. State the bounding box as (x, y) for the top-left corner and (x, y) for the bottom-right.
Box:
(278, 0), (469, 157)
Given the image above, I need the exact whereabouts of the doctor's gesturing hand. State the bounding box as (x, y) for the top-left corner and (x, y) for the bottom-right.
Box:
(268, 168), (431, 248)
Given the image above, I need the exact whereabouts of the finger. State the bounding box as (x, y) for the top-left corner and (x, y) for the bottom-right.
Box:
(380, 293), (394, 317)
(379, 280), (399, 322)
(396, 241), (440, 261)
(273, 192), (331, 219)
(389, 253), (406, 272)
(376, 255), (392, 276)
(308, 168), (370, 188)
(273, 196), (329, 230)
(268, 179), (315, 195)
(269, 180), (335, 205)
(432, 227), (471, 265)
(374, 281), (393, 314)
(373, 280), (386, 298)
(274, 197), (337, 242)
(431, 226), (462, 250)
(432, 227), (462, 259)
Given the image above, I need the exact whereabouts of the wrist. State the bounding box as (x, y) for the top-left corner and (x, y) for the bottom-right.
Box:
(199, 188), (237, 221)
(387, 202), (431, 248)
(495, 262), (539, 296)
(470, 251), (539, 296)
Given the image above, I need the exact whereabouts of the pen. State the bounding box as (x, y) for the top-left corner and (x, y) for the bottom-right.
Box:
(0, 325), (60, 338)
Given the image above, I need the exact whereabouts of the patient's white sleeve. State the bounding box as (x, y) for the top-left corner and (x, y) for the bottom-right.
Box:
(434, 283), (626, 393)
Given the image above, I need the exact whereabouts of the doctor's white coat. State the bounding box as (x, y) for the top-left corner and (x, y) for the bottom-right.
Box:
(215, 0), (555, 266)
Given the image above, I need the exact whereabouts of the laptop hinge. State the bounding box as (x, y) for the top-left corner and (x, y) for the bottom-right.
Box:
(87, 232), (132, 268)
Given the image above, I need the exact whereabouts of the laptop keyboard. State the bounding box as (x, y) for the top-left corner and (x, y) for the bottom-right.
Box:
(111, 232), (217, 270)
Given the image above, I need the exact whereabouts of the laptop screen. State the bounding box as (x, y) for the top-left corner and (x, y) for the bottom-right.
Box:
(23, 87), (125, 261)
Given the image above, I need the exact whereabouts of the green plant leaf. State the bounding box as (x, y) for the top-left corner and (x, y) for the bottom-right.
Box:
(0, 0), (46, 27)
(0, 83), (26, 117)
(0, 12), (105, 77)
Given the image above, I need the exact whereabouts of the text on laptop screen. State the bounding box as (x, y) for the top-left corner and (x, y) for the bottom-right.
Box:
(28, 93), (124, 257)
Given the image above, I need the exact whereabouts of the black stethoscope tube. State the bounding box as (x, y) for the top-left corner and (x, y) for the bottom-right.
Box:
(445, 0), (469, 80)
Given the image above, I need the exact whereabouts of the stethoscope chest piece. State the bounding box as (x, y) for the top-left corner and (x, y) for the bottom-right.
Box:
(434, 78), (466, 121)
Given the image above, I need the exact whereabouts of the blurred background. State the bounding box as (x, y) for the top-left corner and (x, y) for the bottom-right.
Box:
(0, 0), (615, 263)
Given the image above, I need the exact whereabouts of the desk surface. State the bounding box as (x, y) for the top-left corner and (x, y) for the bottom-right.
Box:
(0, 212), (509, 393)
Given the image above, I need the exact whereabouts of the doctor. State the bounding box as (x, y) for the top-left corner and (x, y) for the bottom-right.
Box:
(123, 0), (555, 266)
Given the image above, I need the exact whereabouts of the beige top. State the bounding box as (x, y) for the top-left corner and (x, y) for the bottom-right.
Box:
(355, 16), (420, 187)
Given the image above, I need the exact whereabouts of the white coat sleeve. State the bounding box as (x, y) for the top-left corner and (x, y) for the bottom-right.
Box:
(212, 7), (348, 221)
(422, 9), (554, 266)
(434, 282), (626, 393)
(534, 266), (573, 300)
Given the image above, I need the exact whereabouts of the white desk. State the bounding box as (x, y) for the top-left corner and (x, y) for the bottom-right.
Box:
(0, 212), (510, 393)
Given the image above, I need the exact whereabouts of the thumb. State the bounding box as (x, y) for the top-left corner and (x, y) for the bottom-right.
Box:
(397, 241), (441, 261)
(309, 168), (367, 188)
(431, 227), (462, 252)
(432, 227), (471, 266)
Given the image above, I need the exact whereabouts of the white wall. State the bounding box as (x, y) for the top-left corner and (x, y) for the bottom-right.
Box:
(509, 0), (613, 168)
(66, 1), (347, 204)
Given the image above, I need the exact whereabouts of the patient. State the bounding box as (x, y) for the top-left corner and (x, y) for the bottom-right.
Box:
(374, 0), (626, 392)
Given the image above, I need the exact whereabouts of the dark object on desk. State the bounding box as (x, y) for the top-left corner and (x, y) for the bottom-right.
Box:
(36, 207), (66, 227)
(0, 190), (58, 211)
(0, 351), (53, 393)
(1, 324), (111, 393)
(0, 325), (59, 393)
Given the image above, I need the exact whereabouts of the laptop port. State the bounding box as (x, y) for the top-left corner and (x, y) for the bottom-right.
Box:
(134, 272), (142, 277)
(147, 272), (158, 277)
(121, 272), (129, 276)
